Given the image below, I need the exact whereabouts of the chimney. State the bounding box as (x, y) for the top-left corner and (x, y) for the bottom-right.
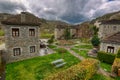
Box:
(21, 12), (26, 22)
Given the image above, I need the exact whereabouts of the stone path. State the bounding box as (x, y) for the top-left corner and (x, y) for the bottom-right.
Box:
(59, 45), (111, 77)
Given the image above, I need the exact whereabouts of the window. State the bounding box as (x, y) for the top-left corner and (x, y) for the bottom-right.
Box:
(29, 29), (35, 36)
(13, 48), (21, 56)
(107, 46), (114, 53)
(12, 28), (19, 37)
(113, 26), (117, 30)
(30, 46), (35, 53)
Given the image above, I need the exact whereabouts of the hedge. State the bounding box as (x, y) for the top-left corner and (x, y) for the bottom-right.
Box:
(116, 49), (120, 58)
(44, 58), (99, 80)
(97, 51), (116, 64)
(112, 58), (120, 75)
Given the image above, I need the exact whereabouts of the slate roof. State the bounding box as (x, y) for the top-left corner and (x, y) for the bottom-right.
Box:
(1, 12), (41, 26)
(102, 32), (120, 44)
(101, 19), (120, 25)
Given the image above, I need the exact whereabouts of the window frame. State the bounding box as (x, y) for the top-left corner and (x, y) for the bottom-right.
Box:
(12, 28), (20, 37)
(29, 28), (35, 36)
(30, 46), (35, 53)
(13, 48), (21, 56)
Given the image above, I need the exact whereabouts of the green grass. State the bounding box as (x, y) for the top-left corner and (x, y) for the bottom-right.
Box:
(48, 45), (57, 49)
(71, 48), (88, 58)
(74, 44), (93, 49)
(90, 74), (114, 80)
(6, 49), (80, 80)
(100, 62), (112, 72)
(40, 33), (53, 39)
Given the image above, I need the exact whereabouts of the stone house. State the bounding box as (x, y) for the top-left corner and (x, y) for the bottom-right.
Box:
(55, 22), (93, 40)
(98, 19), (120, 39)
(1, 12), (41, 63)
(54, 24), (80, 40)
(99, 19), (120, 54)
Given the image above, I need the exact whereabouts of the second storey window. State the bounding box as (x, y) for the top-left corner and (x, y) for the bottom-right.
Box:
(30, 46), (35, 53)
(29, 29), (35, 36)
(12, 28), (19, 37)
(13, 48), (21, 56)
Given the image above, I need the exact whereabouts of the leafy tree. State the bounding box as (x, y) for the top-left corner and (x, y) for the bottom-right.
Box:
(91, 35), (100, 46)
(92, 26), (99, 35)
(64, 28), (71, 40)
(48, 35), (54, 44)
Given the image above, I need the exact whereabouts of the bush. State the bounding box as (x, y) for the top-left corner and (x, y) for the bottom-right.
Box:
(97, 51), (116, 64)
(116, 49), (120, 58)
(112, 58), (120, 75)
(91, 35), (100, 46)
(48, 35), (54, 44)
(45, 58), (99, 80)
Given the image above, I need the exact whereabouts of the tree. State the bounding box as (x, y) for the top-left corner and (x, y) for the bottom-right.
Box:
(91, 35), (100, 46)
(48, 35), (54, 44)
(92, 26), (99, 35)
(64, 28), (71, 40)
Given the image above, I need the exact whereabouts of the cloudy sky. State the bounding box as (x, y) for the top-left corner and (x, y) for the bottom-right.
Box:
(0, 0), (120, 24)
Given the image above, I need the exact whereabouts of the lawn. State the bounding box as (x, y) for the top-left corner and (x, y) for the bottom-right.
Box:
(40, 33), (53, 39)
(71, 48), (88, 58)
(74, 44), (93, 49)
(6, 49), (80, 80)
(48, 45), (57, 49)
(90, 74), (114, 80)
(100, 62), (112, 72)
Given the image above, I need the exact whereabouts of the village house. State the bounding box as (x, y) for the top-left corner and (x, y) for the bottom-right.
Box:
(55, 22), (93, 40)
(54, 24), (79, 40)
(99, 19), (120, 54)
(1, 12), (41, 63)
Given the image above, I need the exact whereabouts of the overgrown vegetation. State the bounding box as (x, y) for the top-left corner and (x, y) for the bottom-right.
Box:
(97, 51), (116, 64)
(6, 48), (80, 80)
(45, 58), (99, 80)
(112, 58), (120, 75)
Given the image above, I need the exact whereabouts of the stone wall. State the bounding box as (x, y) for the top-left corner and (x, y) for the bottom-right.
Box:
(100, 42), (120, 54)
(3, 25), (40, 63)
(55, 28), (65, 40)
(99, 24), (120, 39)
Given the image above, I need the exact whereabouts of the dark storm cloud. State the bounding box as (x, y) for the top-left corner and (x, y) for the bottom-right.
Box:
(0, 0), (26, 13)
(0, 0), (120, 24)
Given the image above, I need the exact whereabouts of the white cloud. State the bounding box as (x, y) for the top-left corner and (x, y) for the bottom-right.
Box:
(0, 0), (120, 24)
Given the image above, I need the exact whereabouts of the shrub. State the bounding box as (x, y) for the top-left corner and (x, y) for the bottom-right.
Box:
(97, 51), (116, 64)
(112, 58), (120, 75)
(116, 49), (120, 58)
(91, 35), (100, 46)
(48, 35), (54, 44)
(44, 58), (99, 80)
